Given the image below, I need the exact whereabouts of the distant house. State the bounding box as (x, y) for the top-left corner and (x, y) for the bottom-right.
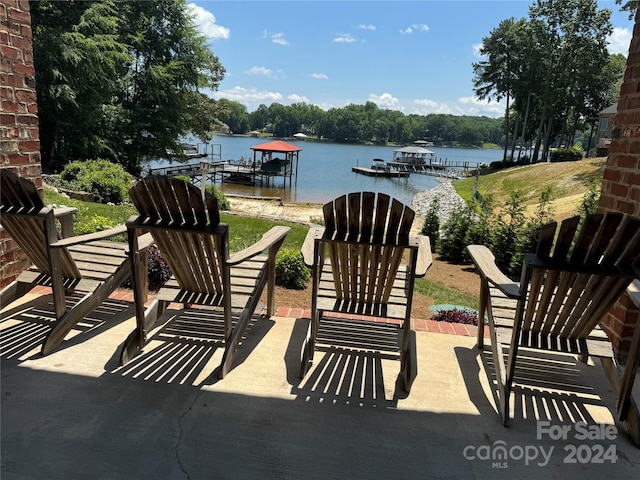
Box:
(595, 103), (618, 156)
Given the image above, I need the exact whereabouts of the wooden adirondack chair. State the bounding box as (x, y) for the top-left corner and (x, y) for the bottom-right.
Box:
(120, 176), (289, 378)
(468, 212), (640, 445)
(300, 192), (432, 392)
(0, 169), (132, 355)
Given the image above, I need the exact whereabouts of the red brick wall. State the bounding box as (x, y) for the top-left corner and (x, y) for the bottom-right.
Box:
(1, 0), (41, 287)
(598, 9), (640, 365)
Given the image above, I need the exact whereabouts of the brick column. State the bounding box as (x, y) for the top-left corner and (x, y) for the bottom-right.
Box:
(598, 9), (640, 365)
(0, 0), (41, 286)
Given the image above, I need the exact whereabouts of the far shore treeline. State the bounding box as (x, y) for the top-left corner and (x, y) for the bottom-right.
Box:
(31, 0), (630, 177)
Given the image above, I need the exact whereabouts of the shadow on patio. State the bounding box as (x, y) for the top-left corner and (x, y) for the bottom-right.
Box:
(2, 293), (640, 479)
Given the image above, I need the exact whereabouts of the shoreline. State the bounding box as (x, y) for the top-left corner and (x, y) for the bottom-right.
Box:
(229, 179), (467, 233)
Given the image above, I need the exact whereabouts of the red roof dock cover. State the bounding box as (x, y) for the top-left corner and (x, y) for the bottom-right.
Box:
(249, 140), (302, 187)
(250, 140), (302, 153)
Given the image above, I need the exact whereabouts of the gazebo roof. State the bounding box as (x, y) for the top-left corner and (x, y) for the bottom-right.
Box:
(394, 146), (434, 155)
(250, 140), (302, 153)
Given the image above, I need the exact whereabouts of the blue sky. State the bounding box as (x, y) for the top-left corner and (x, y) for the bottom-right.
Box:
(188, 1), (634, 118)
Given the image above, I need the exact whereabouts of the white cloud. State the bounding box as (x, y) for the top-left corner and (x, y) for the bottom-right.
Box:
(369, 93), (403, 111)
(333, 34), (357, 43)
(288, 94), (309, 103)
(458, 96), (504, 115)
(400, 24), (429, 35)
(211, 86), (284, 110)
(472, 43), (483, 58)
(310, 73), (329, 80)
(271, 32), (289, 46)
(245, 66), (282, 79)
(412, 99), (451, 115)
(608, 27), (631, 55)
(359, 24), (376, 31)
(187, 3), (230, 40)
(411, 96), (504, 117)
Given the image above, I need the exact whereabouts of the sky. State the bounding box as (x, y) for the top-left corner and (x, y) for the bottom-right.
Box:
(188, 0), (635, 118)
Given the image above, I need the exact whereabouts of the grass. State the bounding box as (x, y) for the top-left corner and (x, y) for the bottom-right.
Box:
(414, 278), (479, 310)
(454, 157), (606, 217)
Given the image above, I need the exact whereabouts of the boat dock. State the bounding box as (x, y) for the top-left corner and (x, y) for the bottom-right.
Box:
(148, 140), (302, 188)
(388, 162), (465, 179)
(352, 166), (410, 178)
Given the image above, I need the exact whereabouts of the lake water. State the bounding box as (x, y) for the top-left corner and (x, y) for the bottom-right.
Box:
(146, 135), (502, 206)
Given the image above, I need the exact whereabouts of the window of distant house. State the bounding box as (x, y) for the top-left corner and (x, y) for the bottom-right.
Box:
(600, 117), (609, 132)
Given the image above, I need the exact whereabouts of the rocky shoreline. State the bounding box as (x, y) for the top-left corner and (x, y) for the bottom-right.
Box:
(411, 179), (467, 225)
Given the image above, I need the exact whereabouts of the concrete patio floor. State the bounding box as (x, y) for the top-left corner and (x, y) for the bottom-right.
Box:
(2, 291), (640, 479)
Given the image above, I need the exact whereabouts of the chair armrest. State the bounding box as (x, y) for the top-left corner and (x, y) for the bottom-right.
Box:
(136, 232), (155, 251)
(228, 226), (290, 265)
(415, 235), (433, 277)
(53, 207), (78, 238)
(301, 227), (324, 267)
(50, 224), (127, 248)
(467, 244), (521, 298)
(125, 232), (155, 255)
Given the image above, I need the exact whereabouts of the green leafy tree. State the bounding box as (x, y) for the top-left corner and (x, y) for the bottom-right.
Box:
(31, 0), (226, 174)
(117, 0), (225, 173)
(220, 100), (250, 134)
(473, 18), (522, 161)
(31, 0), (128, 171)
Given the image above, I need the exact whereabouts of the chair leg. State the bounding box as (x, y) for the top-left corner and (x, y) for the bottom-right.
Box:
(120, 299), (162, 365)
(492, 341), (511, 426)
(0, 279), (34, 309)
(402, 329), (418, 393)
(42, 265), (130, 355)
(299, 308), (321, 378)
(477, 280), (489, 349)
(218, 273), (267, 378)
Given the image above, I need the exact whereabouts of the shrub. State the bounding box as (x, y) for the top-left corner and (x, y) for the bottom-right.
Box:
(431, 307), (478, 326)
(490, 191), (526, 276)
(549, 147), (582, 163)
(146, 245), (172, 291)
(58, 159), (133, 204)
(174, 175), (192, 184)
(74, 214), (117, 235)
(578, 180), (600, 217)
(121, 245), (172, 292)
(508, 188), (555, 278)
(205, 184), (230, 211)
(437, 205), (476, 262)
(275, 248), (310, 289)
(420, 199), (440, 252)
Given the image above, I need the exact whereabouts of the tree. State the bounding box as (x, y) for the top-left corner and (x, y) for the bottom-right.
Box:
(220, 100), (250, 134)
(116, 0), (225, 172)
(473, 18), (522, 161)
(31, 0), (127, 171)
(31, 0), (226, 174)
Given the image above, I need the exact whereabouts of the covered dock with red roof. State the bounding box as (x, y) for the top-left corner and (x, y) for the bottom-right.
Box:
(249, 140), (302, 187)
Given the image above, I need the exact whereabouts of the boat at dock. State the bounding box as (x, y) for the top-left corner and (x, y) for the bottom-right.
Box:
(388, 144), (472, 178)
(352, 158), (410, 178)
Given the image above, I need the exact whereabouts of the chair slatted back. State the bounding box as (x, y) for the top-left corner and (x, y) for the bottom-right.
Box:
(128, 176), (227, 296)
(521, 212), (640, 340)
(0, 169), (80, 278)
(320, 192), (416, 305)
